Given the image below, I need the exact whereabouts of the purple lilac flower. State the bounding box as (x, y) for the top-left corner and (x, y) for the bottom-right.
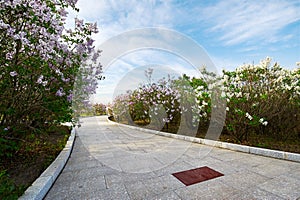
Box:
(67, 93), (73, 103)
(56, 87), (65, 97)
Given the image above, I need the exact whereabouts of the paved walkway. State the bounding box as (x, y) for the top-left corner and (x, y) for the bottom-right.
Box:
(45, 116), (300, 200)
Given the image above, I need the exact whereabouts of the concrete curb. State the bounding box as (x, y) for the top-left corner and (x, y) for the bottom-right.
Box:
(107, 119), (300, 163)
(19, 128), (76, 200)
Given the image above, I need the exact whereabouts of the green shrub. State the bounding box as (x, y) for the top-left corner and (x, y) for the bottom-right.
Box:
(0, 170), (24, 200)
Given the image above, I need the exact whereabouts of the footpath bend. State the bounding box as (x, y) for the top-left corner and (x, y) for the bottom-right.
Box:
(45, 116), (300, 200)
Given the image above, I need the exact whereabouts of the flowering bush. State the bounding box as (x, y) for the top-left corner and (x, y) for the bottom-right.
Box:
(181, 69), (217, 126)
(223, 58), (300, 142)
(0, 0), (102, 133)
(0, 0), (103, 161)
(130, 79), (182, 129)
(112, 58), (299, 144)
(112, 72), (180, 130)
(112, 69), (198, 131)
(111, 92), (132, 123)
(93, 103), (107, 115)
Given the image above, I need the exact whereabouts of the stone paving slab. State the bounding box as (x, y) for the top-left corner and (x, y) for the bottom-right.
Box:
(45, 116), (300, 200)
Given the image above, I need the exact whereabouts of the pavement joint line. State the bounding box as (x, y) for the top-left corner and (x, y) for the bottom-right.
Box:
(107, 118), (300, 163)
(19, 127), (76, 200)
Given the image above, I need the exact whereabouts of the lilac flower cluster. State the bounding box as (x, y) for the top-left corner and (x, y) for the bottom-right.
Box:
(1, 0), (100, 96)
(112, 70), (201, 127)
(222, 57), (300, 141)
(132, 82), (182, 123)
(0, 0), (102, 126)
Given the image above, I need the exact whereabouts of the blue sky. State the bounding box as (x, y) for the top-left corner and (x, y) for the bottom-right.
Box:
(67, 0), (300, 103)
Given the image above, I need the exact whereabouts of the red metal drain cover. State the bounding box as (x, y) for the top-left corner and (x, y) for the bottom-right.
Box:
(172, 166), (224, 186)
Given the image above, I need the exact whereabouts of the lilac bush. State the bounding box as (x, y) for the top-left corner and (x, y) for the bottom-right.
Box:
(0, 0), (102, 132)
(111, 69), (201, 131)
(112, 59), (299, 143)
(222, 57), (300, 142)
(111, 92), (132, 123)
(93, 103), (106, 115)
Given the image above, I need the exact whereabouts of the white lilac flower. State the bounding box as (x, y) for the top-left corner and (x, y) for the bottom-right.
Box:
(6, 52), (13, 60)
(37, 75), (44, 84)
(262, 121), (268, 126)
(259, 118), (264, 123)
(245, 112), (253, 120)
(221, 91), (226, 98)
(197, 85), (204, 90)
(10, 71), (18, 77)
(236, 92), (242, 98)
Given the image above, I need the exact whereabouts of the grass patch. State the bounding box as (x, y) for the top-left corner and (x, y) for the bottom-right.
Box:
(0, 125), (70, 199)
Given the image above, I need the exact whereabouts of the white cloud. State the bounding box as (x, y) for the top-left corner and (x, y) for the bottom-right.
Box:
(67, 0), (176, 46)
(93, 48), (204, 103)
(201, 0), (300, 46)
(67, 0), (300, 103)
(210, 56), (244, 72)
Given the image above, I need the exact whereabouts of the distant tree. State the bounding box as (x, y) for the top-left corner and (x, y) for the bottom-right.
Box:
(94, 103), (107, 116)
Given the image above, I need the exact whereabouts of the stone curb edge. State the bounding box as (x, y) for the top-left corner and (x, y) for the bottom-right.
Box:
(19, 128), (76, 200)
(107, 118), (300, 163)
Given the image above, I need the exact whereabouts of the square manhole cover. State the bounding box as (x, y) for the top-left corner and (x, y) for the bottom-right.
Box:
(172, 166), (224, 186)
